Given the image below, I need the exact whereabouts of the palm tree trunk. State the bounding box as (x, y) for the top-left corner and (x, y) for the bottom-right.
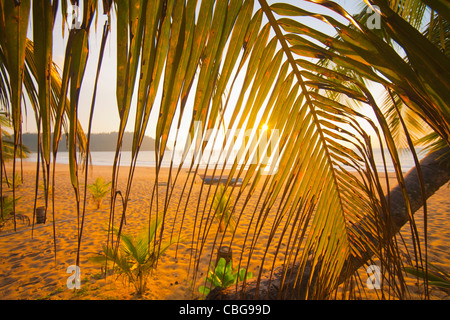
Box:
(207, 147), (450, 299)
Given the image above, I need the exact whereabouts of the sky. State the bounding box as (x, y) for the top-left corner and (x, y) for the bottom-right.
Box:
(22, 0), (382, 149)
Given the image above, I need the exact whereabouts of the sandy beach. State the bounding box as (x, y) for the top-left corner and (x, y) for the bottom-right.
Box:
(0, 161), (449, 300)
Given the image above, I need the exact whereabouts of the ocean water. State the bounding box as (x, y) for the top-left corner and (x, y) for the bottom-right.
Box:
(25, 147), (424, 173)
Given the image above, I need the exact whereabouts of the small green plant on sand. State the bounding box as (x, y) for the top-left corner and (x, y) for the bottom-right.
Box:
(199, 258), (253, 297)
(87, 177), (111, 209)
(38, 180), (53, 199)
(0, 195), (24, 229)
(2, 172), (22, 189)
(89, 215), (183, 295)
(212, 184), (236, 233)
(0, 195), (15, 220)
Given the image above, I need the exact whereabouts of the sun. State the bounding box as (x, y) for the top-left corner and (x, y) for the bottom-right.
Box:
(262, 123), (268, 131)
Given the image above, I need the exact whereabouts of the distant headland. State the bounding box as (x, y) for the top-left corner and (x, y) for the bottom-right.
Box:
(21, 132), (165, 152)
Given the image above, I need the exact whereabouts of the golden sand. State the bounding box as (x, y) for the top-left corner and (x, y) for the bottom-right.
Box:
(0, 162), (448, 300)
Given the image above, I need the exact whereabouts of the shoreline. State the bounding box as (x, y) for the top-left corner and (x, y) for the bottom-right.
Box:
(23, 147), (423, 174)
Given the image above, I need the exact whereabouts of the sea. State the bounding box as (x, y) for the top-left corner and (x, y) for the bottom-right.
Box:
(25, 147), (425, 173)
